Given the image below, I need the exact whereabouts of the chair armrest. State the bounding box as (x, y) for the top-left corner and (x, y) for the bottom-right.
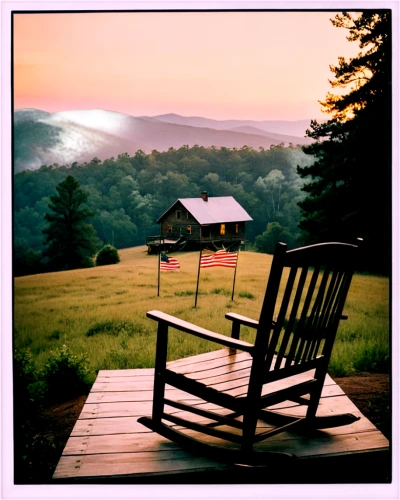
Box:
(225, 312), (259, 329)
(147, 310), (254, 353)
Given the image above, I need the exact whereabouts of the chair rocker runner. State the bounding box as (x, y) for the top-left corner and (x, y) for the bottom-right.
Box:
(138, 240), (362, 466)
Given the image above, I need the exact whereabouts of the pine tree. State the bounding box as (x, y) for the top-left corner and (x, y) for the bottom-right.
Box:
(297, 12), (391, 274)
(42, 176), (98, 270)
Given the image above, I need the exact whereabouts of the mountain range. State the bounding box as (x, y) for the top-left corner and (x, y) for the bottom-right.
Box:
(13, 108), (314, 172)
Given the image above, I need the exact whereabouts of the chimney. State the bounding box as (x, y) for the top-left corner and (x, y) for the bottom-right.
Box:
(201, 191), (208, 202)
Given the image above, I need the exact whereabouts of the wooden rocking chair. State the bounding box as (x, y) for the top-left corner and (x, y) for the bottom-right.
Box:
(138, 240), (362, 466)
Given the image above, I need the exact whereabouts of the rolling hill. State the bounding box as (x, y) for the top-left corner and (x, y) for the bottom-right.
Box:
(13, 108), (313, 172)
(14, 110), (141, 172)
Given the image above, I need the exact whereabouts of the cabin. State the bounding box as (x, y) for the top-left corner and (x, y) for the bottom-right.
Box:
(146, 192), (252, 253)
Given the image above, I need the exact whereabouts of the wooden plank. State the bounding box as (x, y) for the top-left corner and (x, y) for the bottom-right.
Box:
(85, 387), (200, 404)
(79, 401), (155, 419)
(85, 391), (153, 404)
(71, 416), (152, 437)
(53, 450), (226, 479)
(63, 432), (181, 456)
(98, 368), (154, 377)
(91, 380), (154, 392)
(96, 375), (155, 384)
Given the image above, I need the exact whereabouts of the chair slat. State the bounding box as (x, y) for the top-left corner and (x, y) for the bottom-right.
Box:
(308, 270), (345, 360)
(303, 268), (341, 362)
(321, 272), (355, 359)
(294, 266), (332, 365)
(275, 266), (309, 369)
(264, 266), (298, 371)
(284, 264), (320, 367)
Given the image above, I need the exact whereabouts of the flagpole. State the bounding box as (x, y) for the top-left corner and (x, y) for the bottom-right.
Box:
(157, 237), (162, 297)
(231, 242), (240, 301)
(195, 237), (202, 308)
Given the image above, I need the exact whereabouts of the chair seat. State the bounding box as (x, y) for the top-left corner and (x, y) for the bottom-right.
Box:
(169, 349), (252, 391)
(168, 349), (318, 401)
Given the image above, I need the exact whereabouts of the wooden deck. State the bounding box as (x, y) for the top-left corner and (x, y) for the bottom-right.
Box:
(53, 349), (390, 483)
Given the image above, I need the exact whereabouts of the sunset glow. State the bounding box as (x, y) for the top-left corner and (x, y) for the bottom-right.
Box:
(13, 11), (360, 121)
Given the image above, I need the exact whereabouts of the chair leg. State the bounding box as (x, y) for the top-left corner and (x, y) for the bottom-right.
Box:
(305, 367), (326, 421)
(305, 387), (323, 421)
(152, 322), (168, 423)
(242, 411), (259, 454)
(152, 375), (166, 423)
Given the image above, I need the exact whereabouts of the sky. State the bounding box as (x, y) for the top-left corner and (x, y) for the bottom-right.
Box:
(13, 10), (361, 122)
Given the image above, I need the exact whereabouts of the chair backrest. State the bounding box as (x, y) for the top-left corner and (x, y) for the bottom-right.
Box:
(255, 240), (361, 376)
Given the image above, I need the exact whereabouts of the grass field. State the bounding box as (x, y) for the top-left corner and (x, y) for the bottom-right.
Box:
(14, 246), (390, 383)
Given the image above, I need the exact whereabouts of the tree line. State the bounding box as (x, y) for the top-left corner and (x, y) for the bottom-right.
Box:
(14, 144), (314, 275)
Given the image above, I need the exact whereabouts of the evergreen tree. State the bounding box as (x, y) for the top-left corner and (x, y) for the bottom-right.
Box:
(297, 12), (391, 274)
(42, 176), (98, 270)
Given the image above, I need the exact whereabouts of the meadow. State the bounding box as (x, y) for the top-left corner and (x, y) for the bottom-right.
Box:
(14, 246), (390, 385)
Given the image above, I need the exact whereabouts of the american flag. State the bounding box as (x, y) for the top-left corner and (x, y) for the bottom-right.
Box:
(160, 253), (180, 271)
(200, 246), (239, 269)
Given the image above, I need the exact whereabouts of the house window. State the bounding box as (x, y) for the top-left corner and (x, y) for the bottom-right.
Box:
(176, 210), (181, 219)
(167, 225), (172, 234)
(187, 225), (192, 234)
(235, 223), (239, 234)
(220, 224), (226, 236)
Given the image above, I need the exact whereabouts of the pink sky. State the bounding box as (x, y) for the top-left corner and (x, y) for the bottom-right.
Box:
(13, 11), (360, 121)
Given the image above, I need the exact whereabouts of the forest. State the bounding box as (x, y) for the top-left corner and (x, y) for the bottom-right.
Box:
(14, 144), (314, 276)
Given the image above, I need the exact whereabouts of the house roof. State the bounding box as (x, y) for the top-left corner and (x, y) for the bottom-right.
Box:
(157, 196), (253, 224)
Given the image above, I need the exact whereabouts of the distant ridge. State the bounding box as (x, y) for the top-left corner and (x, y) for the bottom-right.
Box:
(152, 113), (315, 137)
(13, 108), (313, 172)
(227, 125), (312, 145)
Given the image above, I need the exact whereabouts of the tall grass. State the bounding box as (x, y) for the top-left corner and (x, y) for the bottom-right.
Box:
(14, 246), (390, 381)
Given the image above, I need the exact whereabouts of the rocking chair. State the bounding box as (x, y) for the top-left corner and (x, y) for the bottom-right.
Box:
(138, 240), (362, 466)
